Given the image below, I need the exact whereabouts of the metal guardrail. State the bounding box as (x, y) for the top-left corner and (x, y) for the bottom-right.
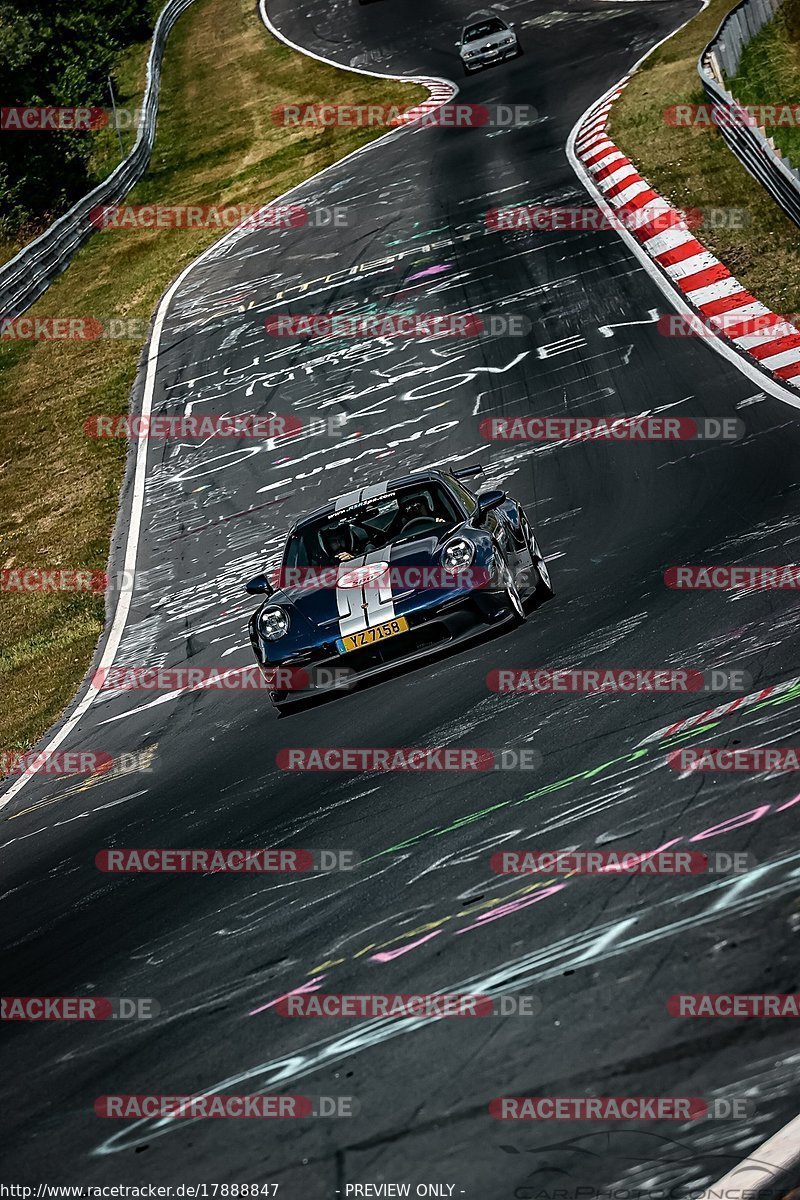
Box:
(0, 0), (199, 321)
(707, 0), (782, 75)
(698, 0), (800, 227)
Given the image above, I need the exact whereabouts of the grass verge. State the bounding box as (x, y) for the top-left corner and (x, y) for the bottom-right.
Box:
(0, 0), (425, 759)
(727, 0), (800, 162)
(608, 0), (800, 314)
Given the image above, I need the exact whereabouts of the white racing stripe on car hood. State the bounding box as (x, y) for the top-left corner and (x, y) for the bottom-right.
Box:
(336, 548), (396, 637)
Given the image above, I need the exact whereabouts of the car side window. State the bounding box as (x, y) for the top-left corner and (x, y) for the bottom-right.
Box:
(447, 477), (478, 515)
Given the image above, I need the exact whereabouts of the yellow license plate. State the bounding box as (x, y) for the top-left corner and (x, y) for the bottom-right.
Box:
(336, 616), (409, 653)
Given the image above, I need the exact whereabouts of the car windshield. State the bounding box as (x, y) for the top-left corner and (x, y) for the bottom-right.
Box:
(283, 482), (464, 568)
(463, 18), (506, 40)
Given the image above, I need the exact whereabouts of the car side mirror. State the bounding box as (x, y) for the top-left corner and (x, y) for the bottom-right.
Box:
(245, 573), (273, 595)
(475, 489), (506, 522)
(455, 39), (461, 46)
(508, 20), (515, 26)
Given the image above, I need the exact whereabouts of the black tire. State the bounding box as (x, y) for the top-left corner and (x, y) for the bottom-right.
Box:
(499, 554), (526, 623)
(532, 542), (554, 603)
(521, 513), (554, 604)
(534, 556), (553, 602)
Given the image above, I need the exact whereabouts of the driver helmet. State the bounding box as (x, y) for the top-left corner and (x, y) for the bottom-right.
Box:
(320, 522), (355, 560)
(398, 492), (433, 523)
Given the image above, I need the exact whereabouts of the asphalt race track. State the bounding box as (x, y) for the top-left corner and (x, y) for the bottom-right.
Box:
(3, 0), (800, 1194)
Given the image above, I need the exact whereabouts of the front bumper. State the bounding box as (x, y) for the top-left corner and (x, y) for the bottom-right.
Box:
(462, 42), (518, 68)
(256, 591), (515, 709)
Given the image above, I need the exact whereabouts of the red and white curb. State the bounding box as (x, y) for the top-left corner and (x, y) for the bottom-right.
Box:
(398, 79), (458, 124)
(571, 84), (800, 393)
(635, 673), (800, 746)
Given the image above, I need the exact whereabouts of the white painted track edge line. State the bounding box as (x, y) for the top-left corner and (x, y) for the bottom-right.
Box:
(0, 4), (457, 811)
(259, 0), (456, 91)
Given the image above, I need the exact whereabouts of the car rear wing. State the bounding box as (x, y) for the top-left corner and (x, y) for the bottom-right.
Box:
(450, 464), (484, 481)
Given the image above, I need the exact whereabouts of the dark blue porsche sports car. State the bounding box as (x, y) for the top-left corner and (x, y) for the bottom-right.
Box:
(245, 465), (553, 711)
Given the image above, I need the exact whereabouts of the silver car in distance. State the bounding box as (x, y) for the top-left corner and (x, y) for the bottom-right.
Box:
(456, 10), (522, 74)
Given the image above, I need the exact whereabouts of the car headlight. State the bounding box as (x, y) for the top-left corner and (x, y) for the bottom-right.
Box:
(259, 606), (289, 641)
(502, 35), (515, 44)
(442, 538), (475, 571)
(465, 48), (479, 57)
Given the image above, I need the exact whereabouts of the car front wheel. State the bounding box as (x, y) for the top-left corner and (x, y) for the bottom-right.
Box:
(521, 513), (554, 604)
(499, 555), (526, 622)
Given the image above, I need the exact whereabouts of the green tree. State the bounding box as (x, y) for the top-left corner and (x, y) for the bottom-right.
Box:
(0, 1), (154, 238)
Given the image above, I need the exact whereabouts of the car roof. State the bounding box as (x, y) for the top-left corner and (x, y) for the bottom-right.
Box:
(289, 469), (455, 532)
